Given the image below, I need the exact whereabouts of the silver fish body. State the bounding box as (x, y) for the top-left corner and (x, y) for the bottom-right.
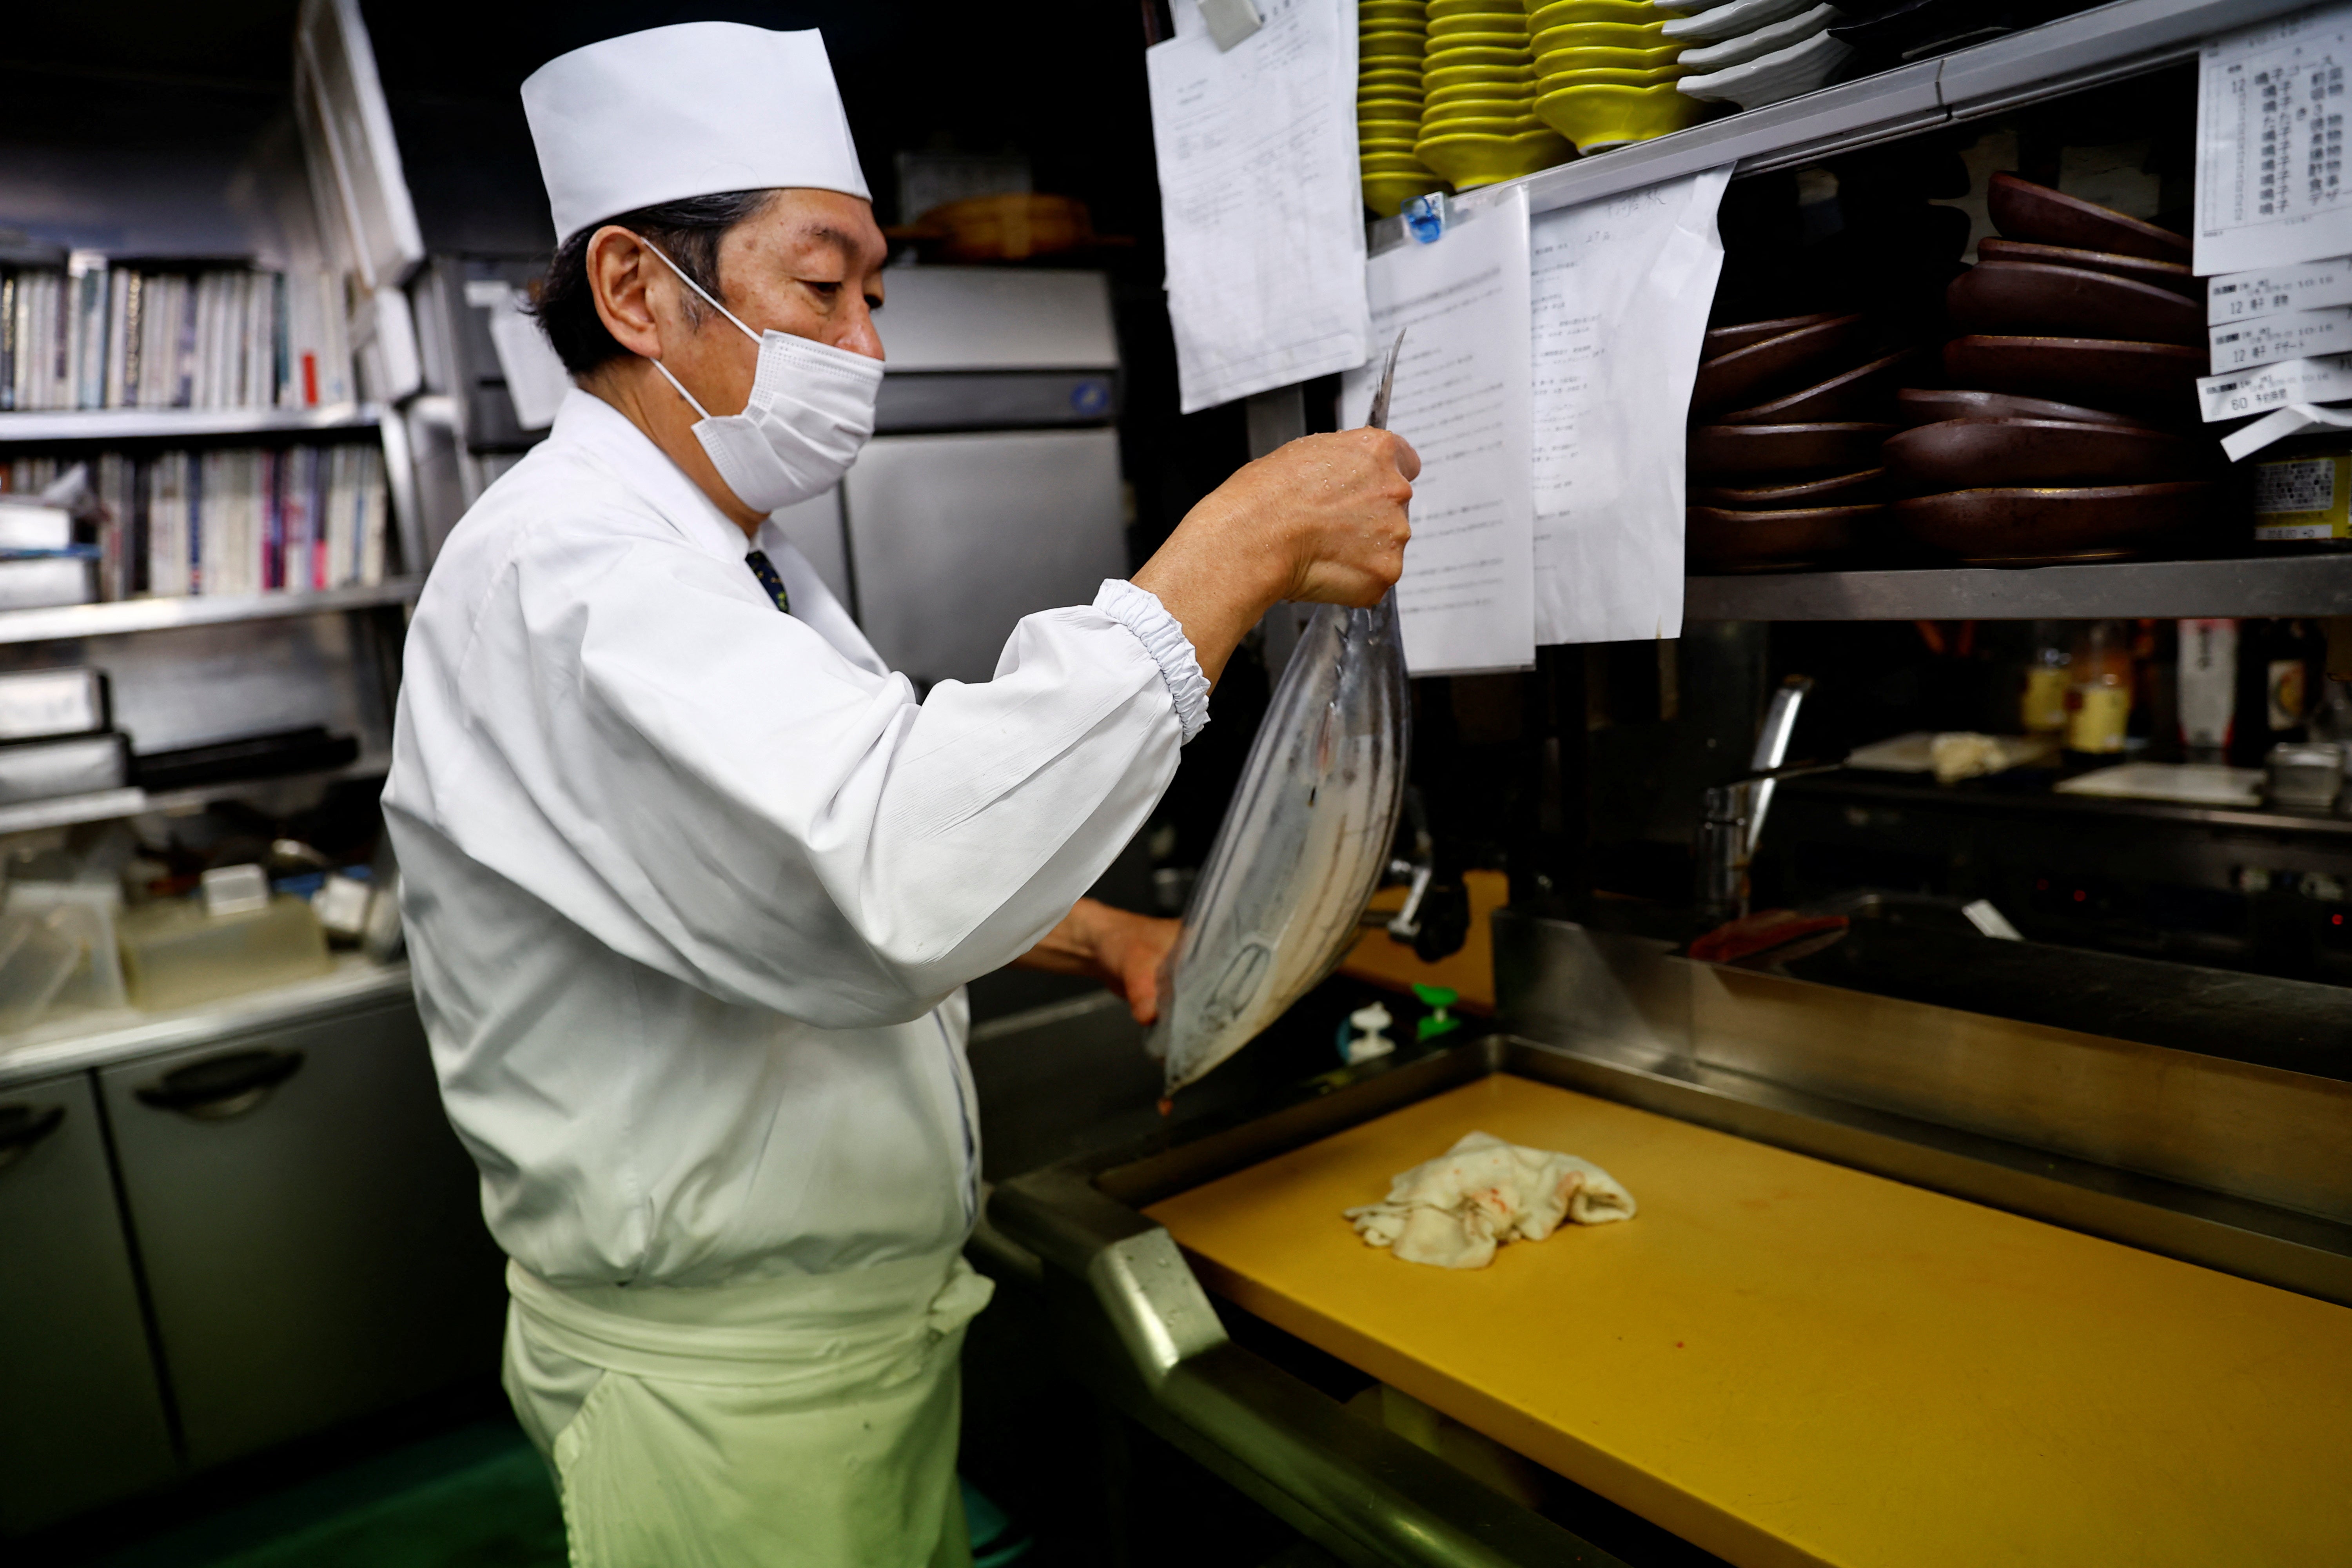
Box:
(1147, 592), (1411, 1092)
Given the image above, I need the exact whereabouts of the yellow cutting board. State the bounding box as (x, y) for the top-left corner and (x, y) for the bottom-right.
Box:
(1145, 1074), (2352, 1568)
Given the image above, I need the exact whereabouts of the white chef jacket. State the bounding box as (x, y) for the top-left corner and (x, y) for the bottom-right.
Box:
(384, 388), (1207, 1290)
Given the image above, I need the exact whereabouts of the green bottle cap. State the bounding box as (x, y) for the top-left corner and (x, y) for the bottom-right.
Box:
(1412, 983), (1461, 1043)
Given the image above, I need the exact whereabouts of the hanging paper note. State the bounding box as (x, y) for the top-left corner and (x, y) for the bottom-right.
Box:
(1147, 0), (1370, 412)
(1526, 167), (1732, 647)
(2196, 5), (2352, 276)
(1340, 188), (1535, 675)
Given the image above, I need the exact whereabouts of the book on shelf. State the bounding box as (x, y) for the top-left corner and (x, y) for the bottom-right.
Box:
(3, 256), (353, 414)
(0, 499), (73, 553)
(0, 557), (93, 612)
(0, 440), (387, 604)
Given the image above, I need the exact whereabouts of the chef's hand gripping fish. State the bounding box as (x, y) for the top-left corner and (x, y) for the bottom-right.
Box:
(1147, 332), (1414, 1095)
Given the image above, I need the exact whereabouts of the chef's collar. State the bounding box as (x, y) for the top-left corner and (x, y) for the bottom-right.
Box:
(549, 387), (770, 569)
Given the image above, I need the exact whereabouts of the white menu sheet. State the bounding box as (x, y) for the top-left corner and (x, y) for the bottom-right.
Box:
(1148, 0), (1370, 413)
(1340, 188), (1535, 675)
(1526, 167), (1731, 647)
(2196, 4), (2352, 277)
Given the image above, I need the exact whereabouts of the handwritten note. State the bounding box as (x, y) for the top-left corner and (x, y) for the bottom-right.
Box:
(2196, 4), (2352, 276)
(1148, 0), (1370, 412)
(1526, 168), (1731, 646)
(1341, 189), (1534, 675)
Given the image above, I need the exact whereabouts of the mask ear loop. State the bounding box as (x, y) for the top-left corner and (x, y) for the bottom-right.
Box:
(646, 356), (713, 420)
(635, 234), (762, 343)
(630, 232), (762, 420)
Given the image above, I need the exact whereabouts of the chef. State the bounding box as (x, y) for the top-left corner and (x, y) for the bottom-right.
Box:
(383, 20), (1414, 1568)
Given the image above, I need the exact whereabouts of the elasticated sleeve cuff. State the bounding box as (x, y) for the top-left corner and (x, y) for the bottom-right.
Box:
(1093, 579), (1211, 744)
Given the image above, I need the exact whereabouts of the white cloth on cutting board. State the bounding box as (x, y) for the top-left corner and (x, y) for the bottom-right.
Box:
(385, 388), (1206, 1291)
(504, 1249), (992, 1567)
(1346, 1131), (1636, 1269)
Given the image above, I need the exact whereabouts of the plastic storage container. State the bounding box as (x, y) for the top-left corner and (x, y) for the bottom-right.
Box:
(0, 909), (83, 1030)
(0, 732), (128, 804)
(118, 895), (330, 1011)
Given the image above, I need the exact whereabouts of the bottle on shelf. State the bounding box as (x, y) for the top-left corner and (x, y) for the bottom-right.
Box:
(2021, 620), (2072, 738)
(2130, 619), (2174, 759)
(2064, 620), (2133, 760)
(2178, 618), (2238, 764)
(2229, 618), (2320, 768)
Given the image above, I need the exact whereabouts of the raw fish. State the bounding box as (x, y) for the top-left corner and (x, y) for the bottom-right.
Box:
(1147, 336), (1413, 1093)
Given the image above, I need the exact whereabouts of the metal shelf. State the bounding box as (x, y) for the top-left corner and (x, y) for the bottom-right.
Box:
(1795, 769), (2352, 839)
(0, 579), (420, 645)
(0, 403), (383, 443)
(1382, 0), (2315, 240)
(0, 755), (389, 838)
(1686, 554), (2352, 621)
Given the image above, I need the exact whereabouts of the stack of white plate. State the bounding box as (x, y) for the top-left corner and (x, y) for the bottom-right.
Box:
(1668, 0), (1851, 111)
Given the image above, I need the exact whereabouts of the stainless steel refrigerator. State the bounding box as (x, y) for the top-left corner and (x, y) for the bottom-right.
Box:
(768, 265), (1127, 689)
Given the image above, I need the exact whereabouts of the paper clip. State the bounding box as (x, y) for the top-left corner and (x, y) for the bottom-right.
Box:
(1200, 0), (1264, 51)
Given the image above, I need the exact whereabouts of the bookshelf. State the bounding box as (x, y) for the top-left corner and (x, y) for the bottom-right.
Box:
(0, 0), (426, 856)
(0, 578), (420, 646)
(0, 404), (383, 443)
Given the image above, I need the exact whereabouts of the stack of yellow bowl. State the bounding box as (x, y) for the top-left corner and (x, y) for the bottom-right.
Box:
(1415, 0), (1571, 191)
(1359, 0), (1446, 215)
(1529, 0), (1706, 154)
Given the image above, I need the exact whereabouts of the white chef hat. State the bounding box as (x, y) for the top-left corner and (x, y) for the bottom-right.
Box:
(521, 22), (871, 247)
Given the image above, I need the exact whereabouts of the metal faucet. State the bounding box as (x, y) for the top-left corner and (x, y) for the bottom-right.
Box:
(1699, 675), (1815, 919)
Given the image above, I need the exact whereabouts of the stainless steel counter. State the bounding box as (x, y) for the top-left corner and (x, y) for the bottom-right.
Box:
(0, 956), (413, 1091)
(984, 905), (2352, 1564)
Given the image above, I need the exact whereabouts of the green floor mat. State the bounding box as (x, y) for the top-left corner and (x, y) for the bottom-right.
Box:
(212, 1445), (564, 1568)
(90, 1422), (564, 1568)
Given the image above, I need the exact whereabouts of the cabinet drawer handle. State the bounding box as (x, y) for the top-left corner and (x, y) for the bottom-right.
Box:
(0, 1103), (65, 1172)
(135, 1049), (306, 1121)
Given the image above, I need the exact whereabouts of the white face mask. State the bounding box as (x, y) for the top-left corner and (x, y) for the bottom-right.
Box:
(634, 235), (884, 514)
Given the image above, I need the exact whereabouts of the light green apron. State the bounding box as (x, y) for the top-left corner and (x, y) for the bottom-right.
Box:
(504, 1251), (994, 1567)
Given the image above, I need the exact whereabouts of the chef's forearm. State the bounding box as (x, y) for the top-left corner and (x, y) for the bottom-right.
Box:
(1133, 429), (1417, 687)
(1013, 898), (1113, 976)
(1012, 898), (1176, 1024)
(1130, 548), (1275, 688)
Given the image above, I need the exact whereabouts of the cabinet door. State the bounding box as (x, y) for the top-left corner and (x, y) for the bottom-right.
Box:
(99, 998), (505, 1470)
(0, 1071), (179, 1536)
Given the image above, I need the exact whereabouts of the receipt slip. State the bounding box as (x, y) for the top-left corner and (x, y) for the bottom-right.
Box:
(2198, 352), (2352, 421)
(2208, 255), (2352, 323)
(2209, 305), (2352, 372)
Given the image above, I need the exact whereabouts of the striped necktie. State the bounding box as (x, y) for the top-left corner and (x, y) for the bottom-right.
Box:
(744, 550), (790, 615)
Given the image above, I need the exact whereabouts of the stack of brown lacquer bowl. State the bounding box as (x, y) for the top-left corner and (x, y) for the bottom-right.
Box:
(1685, 314), (1920, 572)
(1886, 173), (2216, 565)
